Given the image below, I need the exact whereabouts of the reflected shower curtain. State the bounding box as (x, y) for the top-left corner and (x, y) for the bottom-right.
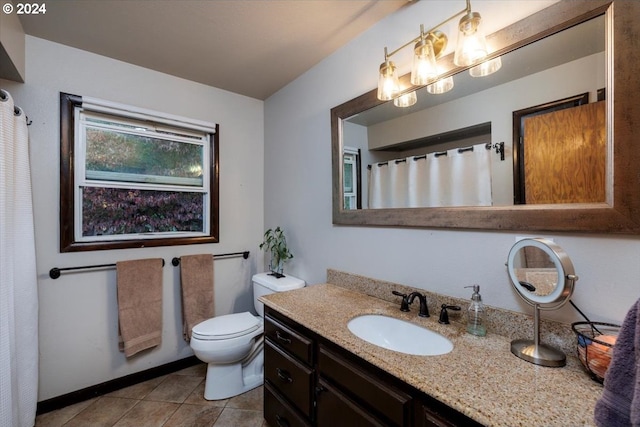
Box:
(368, 143), (493, 208)
(449, 146), (492, 206)
(428, 152), (453, 207)
(388, 160), (408, 208)
(368, 163), (387, 208)
(408, 156), (427, 207)
(0, 89), (38, 427)
(369, 161), (409, 208)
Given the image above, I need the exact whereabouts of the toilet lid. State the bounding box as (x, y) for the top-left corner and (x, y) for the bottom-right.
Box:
(192, 312), (261, 340)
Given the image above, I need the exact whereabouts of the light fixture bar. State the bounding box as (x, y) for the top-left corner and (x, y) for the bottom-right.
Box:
(383, 1), (470, 60)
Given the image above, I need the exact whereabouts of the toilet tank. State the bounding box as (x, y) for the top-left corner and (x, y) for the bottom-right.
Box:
(252, 273), (305, 316)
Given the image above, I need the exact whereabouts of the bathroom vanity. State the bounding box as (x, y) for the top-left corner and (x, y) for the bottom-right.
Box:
(261, 283), (602, 427)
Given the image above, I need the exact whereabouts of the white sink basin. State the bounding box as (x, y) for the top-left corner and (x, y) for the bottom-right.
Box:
(347, 314), (453, 356)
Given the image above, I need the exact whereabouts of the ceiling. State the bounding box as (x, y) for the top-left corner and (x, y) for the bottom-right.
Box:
(17, 0), (408, 100)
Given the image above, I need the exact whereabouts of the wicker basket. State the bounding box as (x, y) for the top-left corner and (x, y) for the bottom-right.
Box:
(571, 322), (620, 383)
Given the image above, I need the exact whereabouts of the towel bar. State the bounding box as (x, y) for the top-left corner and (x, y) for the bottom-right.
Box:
(171, 251), (250, 266)
(49, 259), (165, 279)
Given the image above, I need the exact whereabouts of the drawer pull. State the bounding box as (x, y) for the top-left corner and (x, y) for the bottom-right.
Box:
(275, 330), (292, 344)
(276, 368), (293, 383)
(275, 414), (291, 427)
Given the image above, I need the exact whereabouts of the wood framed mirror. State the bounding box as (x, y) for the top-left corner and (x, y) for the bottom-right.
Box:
(331, 0), (640, 234)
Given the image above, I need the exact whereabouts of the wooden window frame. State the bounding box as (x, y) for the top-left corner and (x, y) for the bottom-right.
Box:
(59, 92), (219, 252)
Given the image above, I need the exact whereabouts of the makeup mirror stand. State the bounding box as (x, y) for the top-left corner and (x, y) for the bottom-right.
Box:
(507, 238), (578, 368)
(510, 303), (568, 367)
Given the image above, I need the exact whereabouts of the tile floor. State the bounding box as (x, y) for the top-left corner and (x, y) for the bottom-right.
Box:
(35, 364), (267, 427)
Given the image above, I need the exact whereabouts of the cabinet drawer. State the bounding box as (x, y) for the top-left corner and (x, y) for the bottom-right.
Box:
(316, 378), (385, 427)
(418, 398), (484, 427)
(265, 340), (314, 417)
(420, 405), (456, 427)
(265, 314), (313, 364)
(264, 382), (311, 427)
(319, 344), (412, 426)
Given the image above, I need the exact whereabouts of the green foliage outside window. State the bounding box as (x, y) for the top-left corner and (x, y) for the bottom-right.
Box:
(82, 187), (203, 236)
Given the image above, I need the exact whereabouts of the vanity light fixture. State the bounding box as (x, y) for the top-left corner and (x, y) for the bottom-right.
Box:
(410, 25), (439, 86)
(377, 47), (401, 101)
(426, 76), (454, 94)
(377, 0), (495, 103)
(453, 9), (489, 67)
(469, 56), (502, 77)
(393, 91), (418, 107)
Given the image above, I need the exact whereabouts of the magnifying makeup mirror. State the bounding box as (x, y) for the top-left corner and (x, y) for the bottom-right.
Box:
(507, 238), (578, 367)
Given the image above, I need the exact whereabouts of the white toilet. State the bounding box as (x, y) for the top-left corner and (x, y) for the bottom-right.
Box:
(190, 272), (305, 400)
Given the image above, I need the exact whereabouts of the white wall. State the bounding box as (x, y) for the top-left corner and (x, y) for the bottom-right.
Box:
(1, 36), (265, 401)
(264, 0), (639, 330)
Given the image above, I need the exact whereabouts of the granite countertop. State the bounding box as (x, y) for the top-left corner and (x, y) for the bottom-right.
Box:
(261, 283), (603, 427)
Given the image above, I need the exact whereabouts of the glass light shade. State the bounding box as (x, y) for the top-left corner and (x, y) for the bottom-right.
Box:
(426, 76), (454, 94)
(411, 38), (438, 85)
(393, 91), (417, 108)
(377, 59), (400, 101)
(454, 11), (488, 66)
(469, 56), (502, 77)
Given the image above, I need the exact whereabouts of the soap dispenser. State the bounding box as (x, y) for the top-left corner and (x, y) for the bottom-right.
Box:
(465, 285), (486, 336)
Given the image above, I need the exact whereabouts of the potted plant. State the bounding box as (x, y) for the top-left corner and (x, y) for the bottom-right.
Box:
(259, 226), (293, 277)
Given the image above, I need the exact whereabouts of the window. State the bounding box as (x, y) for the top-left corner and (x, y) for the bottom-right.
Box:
(60, 93), (219, 251)
(343, 147), (360, 210)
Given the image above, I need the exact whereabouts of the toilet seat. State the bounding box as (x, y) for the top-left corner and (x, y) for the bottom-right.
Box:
(192, 312), (261, 341)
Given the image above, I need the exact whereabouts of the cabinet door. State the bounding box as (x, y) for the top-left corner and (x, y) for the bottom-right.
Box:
(265, 340), (314, 417)
(319, 345), (412, 426)
(417, 399), (484, 427)
(419, 405), (456, 427)
(264, 382), (311, 427)
(316, 378), (385, 427)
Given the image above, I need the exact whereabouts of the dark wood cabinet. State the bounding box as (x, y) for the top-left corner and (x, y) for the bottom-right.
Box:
(264, 309), (315, 426)
(318, 344), (412, 426)
(316, 378), (386, 427)
(263, 306), (483, 427)
(264, 340), (314, 417)
(265, 312), (313, 364)
(264, 381), (311, 427)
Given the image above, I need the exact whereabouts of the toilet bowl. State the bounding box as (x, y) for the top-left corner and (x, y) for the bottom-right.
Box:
(190, 272), (305, 400)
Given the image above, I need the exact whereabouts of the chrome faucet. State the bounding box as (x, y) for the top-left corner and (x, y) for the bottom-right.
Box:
(408, 292), (430, 317)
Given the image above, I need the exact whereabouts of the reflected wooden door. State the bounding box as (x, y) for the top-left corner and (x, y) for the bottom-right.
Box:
(523, 101), (605, 204)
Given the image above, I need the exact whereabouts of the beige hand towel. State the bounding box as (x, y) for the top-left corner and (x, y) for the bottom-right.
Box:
(116, 258), (163, 358)
(180, 254), (214, 342)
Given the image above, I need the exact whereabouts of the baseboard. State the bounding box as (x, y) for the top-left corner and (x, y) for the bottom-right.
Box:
(36, 355), (200, 415)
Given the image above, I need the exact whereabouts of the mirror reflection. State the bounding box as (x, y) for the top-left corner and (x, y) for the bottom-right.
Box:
(341, 15), (605, 210)
(511, 246), (558, 297)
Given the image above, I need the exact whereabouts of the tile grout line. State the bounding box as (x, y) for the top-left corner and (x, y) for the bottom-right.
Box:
(112, 398), (144, 427)
(40, 364), (266, 427)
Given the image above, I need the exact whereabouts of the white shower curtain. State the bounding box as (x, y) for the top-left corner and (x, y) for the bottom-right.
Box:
(407, 156), (427, 207)
(368, 143), (493, 208)
(0, 89), (38, 427)
(369, 161), (409, 209)
(368, 163), (387, 209)
(428, 152), (453, 207)
(449, 146), (492, 207)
